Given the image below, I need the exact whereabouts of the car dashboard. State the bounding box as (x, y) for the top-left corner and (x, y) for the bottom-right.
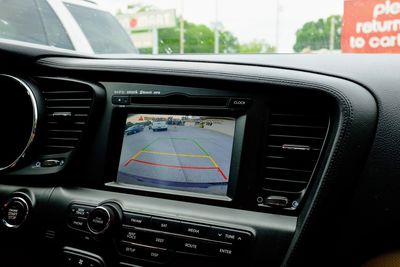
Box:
(0, 42), (399, 267)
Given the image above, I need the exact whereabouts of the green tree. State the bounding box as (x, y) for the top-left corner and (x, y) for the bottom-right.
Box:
(137, 19), (239, 54)
(293, 15), (342, 52)
(240, 39), (276, 53)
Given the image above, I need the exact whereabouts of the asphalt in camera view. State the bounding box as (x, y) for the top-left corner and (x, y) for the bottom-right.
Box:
(117, 115), (235, 196)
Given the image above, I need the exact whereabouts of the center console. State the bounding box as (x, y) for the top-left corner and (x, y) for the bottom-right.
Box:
(66, 201), (253, 266)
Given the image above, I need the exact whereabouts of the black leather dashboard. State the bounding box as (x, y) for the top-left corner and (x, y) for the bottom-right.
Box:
(0, 41), (397, 267)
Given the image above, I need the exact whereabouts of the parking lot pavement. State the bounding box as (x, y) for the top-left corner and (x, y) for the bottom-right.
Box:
(117, 125), (234, 195)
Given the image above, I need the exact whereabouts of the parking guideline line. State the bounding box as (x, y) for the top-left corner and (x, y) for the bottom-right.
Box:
(141, 137), (162, 151)
(124, 137), (161, 166)
(142, 150), (209, 158)
(190, 138), (209, 156)
(131, 159), (218, 170)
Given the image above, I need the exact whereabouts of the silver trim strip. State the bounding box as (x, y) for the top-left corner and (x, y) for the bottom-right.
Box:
(0, 74), (38, 171)
(2, 197), (30, 228)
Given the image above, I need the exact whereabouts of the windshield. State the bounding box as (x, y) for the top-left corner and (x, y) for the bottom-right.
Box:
(0, 0), (399, 54)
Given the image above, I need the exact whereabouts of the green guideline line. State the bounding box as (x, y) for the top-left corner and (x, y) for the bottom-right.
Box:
(190, 138), (209, 156)
(141, 137), (161, 151)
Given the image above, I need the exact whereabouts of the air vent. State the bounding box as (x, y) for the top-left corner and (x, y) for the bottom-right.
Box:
(259, 105), (330, 210)
(41, 80), (94, 155)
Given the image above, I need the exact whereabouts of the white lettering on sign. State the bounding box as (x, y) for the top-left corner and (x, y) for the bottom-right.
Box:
(342, 0), (400, 53)
(374, 0), (400, 18)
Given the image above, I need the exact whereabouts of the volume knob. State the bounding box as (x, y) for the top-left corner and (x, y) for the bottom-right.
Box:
(87, 205), (117, 235)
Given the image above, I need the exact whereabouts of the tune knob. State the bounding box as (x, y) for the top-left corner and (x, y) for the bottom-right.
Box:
(87, 203), (121, 235)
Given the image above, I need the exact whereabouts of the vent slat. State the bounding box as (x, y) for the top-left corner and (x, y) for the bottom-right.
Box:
(261, 106), (329, 207)
(40, 82), (94, 155)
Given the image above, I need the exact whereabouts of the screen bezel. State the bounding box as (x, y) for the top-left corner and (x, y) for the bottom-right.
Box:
(105, 107), (246, 203)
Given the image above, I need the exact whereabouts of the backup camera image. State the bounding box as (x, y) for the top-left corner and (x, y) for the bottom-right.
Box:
(117, 114), (235, 196)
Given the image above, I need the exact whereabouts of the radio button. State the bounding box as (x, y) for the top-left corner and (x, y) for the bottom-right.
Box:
(150, 217), (180, 233)
(123, 213), (150, 228)
(180, 222), (210, 237)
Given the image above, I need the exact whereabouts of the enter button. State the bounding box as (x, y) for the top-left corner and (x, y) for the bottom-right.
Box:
(181, 222), (210, 237)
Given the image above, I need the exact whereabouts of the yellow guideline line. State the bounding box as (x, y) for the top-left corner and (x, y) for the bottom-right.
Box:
(142, 150), (208, 158)
(131, 150), (143, 160)
(141, 150), (220, 168)
(207, 156), (219, 168)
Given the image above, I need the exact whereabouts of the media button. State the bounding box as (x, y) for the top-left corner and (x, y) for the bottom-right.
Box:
(180, 222), (210, 237)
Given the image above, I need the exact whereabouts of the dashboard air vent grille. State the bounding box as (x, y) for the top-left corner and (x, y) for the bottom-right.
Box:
(260, 105), (330, 210)
(41, 81), (94, 155)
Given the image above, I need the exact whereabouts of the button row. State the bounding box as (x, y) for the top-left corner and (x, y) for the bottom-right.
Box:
(123, 212), (252, 245)
(119, 227), (239, 259)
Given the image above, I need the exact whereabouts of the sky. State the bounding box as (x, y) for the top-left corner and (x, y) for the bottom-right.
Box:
(97, 0), (344, 52)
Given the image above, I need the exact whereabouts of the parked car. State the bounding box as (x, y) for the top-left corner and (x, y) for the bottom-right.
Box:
(0, 0), (138, 54)
(125, 124), (144, 135)
(152, 121), (168, 131)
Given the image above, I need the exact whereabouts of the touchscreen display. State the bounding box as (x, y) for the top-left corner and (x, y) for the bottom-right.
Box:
(116, 114), (236, 196)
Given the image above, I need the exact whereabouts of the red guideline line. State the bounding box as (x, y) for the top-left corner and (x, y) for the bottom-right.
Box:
(217, 167), (228, 181)
(132, 159), (218, 170)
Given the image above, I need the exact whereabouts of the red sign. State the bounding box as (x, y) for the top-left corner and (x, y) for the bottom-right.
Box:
(342, 0), (400, 53)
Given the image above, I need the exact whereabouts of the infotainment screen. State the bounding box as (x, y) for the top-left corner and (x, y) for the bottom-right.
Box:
(116, 114), (236, 197)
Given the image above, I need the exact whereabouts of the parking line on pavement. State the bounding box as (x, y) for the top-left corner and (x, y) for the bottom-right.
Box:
(142, 150), (209, 158)
(123, 137), (229, 181)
